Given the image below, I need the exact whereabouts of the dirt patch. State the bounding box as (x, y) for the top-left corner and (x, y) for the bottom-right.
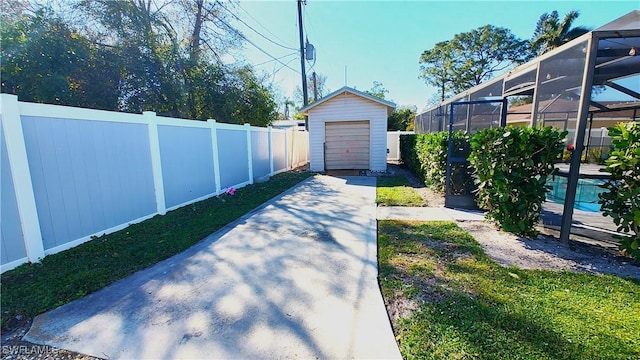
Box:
(386, 295), (421, 323)
(457, 221), (640, 280)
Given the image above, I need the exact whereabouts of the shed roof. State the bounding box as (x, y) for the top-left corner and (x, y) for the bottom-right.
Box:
(298, 86), (396, 115)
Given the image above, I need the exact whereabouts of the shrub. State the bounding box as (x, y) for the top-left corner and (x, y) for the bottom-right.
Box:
(400, 131), (470, 192)
(598, 122), (640, 260)
(416, 131), (449, 191)
(399, 134), (419, 175)
(586, 147), (603, 164)
(469, 126), (566, 236)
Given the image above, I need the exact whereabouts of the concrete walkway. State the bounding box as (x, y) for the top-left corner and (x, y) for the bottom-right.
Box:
(377, 206), (485, 222)
(25, 176), (401, 359)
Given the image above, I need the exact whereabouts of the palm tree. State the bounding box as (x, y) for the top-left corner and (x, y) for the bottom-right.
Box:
(530, 10), (591, 56)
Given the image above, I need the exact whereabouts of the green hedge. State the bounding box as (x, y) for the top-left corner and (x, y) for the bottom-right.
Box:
(599, 122), (640, 260)
(418, 132), (447, 191)
(400, 133), (419, 176)
(400, 131), (470, 192)
(469, 126), (566, 236)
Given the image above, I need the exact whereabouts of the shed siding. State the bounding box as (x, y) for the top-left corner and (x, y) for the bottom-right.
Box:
(308, 93), (388, 172)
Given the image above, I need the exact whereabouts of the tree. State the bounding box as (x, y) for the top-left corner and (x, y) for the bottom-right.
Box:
(294, 72), (329, 106)
(0, 6), (120, 110)
(365, 81), (389, 99)
(419, 25), (530, 98)
(217, 66), (277, 126)
(275, 98), (295, 120)
(75, 0), (278, 124)
(388, 105), (416, 131)
(362, 81), (414, 131)
(3, 0), (278, 126)
(449, 25), (530, 91)
(77, 0), (191, 116)
(419, 41), (456, 102)
(531, 10), (590, 56)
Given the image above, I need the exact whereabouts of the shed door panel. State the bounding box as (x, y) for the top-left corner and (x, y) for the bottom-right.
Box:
(325, 121), (370, 170)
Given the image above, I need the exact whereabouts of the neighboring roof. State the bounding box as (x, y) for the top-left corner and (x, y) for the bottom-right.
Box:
(506, 98), (640, 122)
(298, 86), (396, 115)
(271, 119), (305, 129)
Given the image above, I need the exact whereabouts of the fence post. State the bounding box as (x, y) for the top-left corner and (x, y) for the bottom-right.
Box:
(208, 119), (221, 194)
(285, 129), (290, 170)
(144, 111), (166, 215)
(245, 123), (254, 184)
(0, 94), (45, 262)
(290, 128), (296, 168)
(305, 131), (310, 163)
(268, 126), (274, 176)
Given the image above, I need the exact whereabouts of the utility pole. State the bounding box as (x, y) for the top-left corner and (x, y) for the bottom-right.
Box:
(297, 0), (309, 129)
(312, 71), (318, 101)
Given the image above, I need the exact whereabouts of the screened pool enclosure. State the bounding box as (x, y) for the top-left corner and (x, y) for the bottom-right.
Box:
(415, 11), (640, 243)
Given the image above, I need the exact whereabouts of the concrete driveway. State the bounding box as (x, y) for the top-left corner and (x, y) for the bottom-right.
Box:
(24, 175), (401, 359)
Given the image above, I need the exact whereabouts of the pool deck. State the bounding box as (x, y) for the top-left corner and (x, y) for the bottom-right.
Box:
(541, 201), (622, 245)
(547, 163), (622, 242)
(555, 163), (609, 178)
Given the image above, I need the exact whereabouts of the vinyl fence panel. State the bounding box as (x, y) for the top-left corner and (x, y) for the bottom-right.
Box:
(217, 127), (250, 189)
(159, 125), (215, 209)
(0, 94), (309, 272)
(292, 130), (309, 168)
(387, 131), (414, 161)
(1, 121), (27, 266)
(21, 116), (156, 251)
(251, 129), (271, 180)
(272, 130), (287, 173)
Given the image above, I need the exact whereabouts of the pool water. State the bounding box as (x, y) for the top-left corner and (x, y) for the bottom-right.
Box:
(546, 176), (606, 212)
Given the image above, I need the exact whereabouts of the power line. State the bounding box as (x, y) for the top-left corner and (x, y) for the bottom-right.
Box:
(297, 0), (308, 107)
(302, 4), (319, 45)
(272, 57), (300, 77)
(218, 1), (298, 51)
(254, 52), (298, 67)
(216, 16), (301, 75)
(302, 5), (318, 73)
(236, 3), (296, 50)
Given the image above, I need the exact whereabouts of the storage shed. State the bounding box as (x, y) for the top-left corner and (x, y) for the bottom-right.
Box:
(299, 86), (396, 172)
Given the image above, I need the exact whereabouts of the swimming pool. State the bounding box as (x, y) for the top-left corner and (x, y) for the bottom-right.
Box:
(546, 176), (606, 212)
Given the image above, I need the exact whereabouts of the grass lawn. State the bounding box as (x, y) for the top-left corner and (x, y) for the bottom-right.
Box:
(377, 175), (426, 207)
(1, 171), (312, 329)
(378, 220), (640, 360)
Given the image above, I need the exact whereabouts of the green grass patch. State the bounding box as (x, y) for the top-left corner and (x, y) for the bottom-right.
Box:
(1, 171), (312, 329)
(378, 220), (640, 360)
(376, 175), (426, 207)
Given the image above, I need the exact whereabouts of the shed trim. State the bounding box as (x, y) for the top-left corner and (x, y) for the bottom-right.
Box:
(299, 86), (396, 115)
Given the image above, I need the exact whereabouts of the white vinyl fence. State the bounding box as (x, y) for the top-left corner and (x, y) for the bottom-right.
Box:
(0, 94), (309, 272)
(386, 131), (414, 161)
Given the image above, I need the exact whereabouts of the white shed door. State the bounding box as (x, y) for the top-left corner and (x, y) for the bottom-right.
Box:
(325, 121), (370, 170)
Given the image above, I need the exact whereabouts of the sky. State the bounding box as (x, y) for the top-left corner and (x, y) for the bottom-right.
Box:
(229, 1), (638, 113)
